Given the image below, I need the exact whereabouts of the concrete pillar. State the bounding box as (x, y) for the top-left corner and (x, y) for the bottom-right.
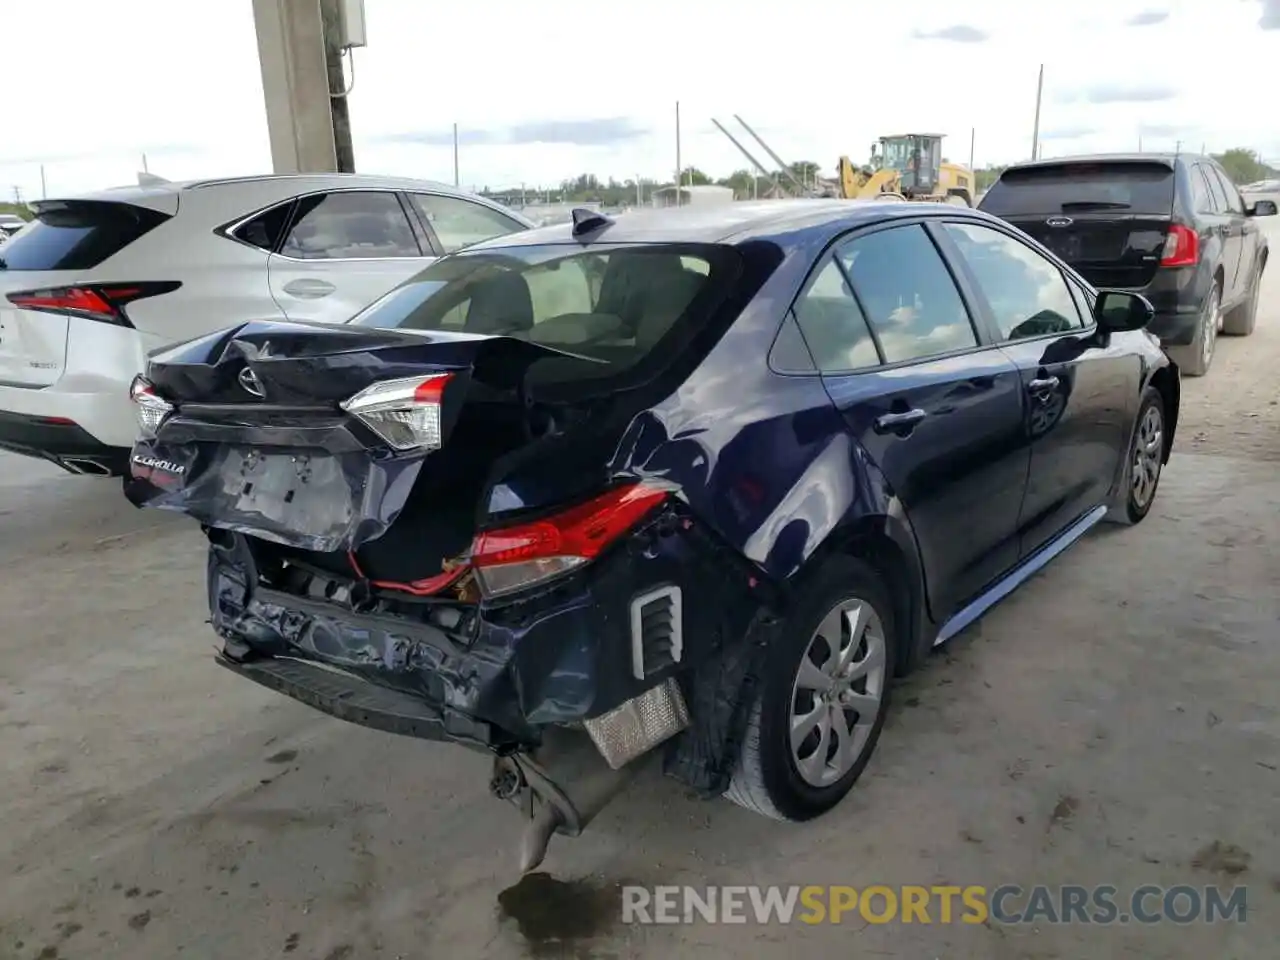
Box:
(252, 0), (337, 173)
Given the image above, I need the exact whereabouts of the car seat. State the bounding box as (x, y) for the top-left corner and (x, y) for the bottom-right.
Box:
(463, 271), (535, 336)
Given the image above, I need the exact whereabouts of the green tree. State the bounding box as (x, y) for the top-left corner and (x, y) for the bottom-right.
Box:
(0, 202), (31, 221)
(1211, 148), (1278, 185)
(678, 166), (712, 186)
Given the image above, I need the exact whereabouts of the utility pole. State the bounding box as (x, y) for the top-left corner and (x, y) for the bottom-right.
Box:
(320, 0), (355, 172)
(1031, 64), (1044, 161)
(675, 101), (683, 207)
(39, 165), (46, 199)
(453, 123), (460, 186)
(12, 185), (22, 205)
(968, 127), (975, 172)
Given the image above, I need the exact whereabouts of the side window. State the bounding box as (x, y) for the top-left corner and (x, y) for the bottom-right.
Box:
(1069, 281), (1097, 325)
(942, 222), (1084, 340)
(279, 192), (420, 260)
(1202, 166), (1229, 214)
(1190, 166), (1216, 215)
(790, 257), (880, 372)
(525, 258), (593, 318)
(1211, 165), (1244, 214)
(409, 194), (525, 253)
(231, 201), (294, 252)
(836, 224), (978, 363)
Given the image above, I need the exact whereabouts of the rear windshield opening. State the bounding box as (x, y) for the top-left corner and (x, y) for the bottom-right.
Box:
(0, 200), (171, 271)
(981, 162), (1176, 216)
(349, 242), (734, 383)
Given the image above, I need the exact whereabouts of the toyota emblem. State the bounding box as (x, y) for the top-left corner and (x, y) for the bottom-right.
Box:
(238, 366), (265, 398)
(1045, 216), (1074, 228)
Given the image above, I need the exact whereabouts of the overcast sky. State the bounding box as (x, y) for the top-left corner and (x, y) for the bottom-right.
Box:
(3, 0), (1280, 199)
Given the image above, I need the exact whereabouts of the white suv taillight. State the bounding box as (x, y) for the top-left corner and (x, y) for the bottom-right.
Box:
(129, 375), (174, 438)
(340, 373), (453, 452)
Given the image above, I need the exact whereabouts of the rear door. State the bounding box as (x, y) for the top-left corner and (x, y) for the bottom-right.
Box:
(404, 193), (530, 254)
(794, 222), (1030, 618)
(979, 160), (1177, 289)
(1205, 163), (1248, 302)
(266, 190), (428, 324)
(938, 219), (1133, 558)
(0, 199), (170, 387)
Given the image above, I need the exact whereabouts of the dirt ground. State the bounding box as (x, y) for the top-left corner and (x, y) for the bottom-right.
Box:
(2, 237), (1279, 960)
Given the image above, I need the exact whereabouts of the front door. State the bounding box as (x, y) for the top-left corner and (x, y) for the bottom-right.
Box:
(938, 220), (1133, 558)
(791, 223), (1031, 619)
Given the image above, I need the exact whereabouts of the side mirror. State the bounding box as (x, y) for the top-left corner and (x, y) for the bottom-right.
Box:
(1094, 289), (1155, 332)
(1247, 199), (1277, 217)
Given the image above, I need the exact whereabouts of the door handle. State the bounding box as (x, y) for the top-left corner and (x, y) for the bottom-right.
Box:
(873, 408), (928, 434)
(283, 278), (336, 299)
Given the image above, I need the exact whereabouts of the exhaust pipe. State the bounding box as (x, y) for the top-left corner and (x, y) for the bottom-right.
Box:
(492, 727), (649, 874)
(60, 458), (114, 477)
(490, 678), (691, 873)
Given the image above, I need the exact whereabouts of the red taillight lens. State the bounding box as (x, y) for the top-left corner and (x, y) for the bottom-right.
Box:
(470, 482), (670, 597)
(339, 373), (454, 452)
(1160, 224), (1199, 268)
(7, 282), (181, 327)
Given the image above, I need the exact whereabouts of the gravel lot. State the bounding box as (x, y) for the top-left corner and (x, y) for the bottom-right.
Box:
(1, 232), (1278, 960)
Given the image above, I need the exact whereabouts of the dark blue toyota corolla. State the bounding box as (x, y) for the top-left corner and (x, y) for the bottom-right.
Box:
(124, 199), (1179, 870)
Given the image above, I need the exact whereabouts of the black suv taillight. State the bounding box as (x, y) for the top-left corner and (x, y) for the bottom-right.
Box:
(6, 281), (182, 327)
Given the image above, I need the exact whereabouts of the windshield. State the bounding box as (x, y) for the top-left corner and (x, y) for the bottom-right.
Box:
(880, 139), (913, 173)
(980, 162), (1176, 216)
(349, 242), (733, 378)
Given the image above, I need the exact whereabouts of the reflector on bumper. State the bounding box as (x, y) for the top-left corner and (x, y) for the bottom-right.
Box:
(583, 678), (690, 770)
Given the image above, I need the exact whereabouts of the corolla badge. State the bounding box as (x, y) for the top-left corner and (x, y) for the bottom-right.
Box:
(1045, 216), (1074, 227)
(238, 366), (265, 398)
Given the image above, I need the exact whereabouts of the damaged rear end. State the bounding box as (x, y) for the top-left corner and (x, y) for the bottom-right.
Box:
(125, 241), (770, 869)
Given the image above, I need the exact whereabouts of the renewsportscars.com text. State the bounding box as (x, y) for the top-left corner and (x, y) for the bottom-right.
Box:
(621, 884), (1248, 925)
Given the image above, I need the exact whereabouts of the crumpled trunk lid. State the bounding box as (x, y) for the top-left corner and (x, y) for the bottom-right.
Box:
(124, 318), (599, 555)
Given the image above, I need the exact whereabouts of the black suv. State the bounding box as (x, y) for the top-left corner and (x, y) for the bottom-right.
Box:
(980, 153), (1275, 376)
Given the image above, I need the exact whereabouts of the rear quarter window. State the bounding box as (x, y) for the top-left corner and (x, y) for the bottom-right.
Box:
(980, 161), (1176, 217)
(0, 200), (170, 271)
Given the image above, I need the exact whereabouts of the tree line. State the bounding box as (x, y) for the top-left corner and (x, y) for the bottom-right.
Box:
(481, 148), (1280, 205)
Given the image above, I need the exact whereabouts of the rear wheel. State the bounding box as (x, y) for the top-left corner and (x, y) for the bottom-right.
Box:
(725, 558), (896, 821)
(1168, 281), (1220, 377)
(1105, 385), (1165, 526)
(1222, 259), (1264, 336)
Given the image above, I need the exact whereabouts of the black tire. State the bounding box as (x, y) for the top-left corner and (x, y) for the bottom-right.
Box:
(1222, 258), (1264, 336)
(724, 557), (897, 822)
(1104, 385), (1166, 526)
(1166, 280), (1220, 377)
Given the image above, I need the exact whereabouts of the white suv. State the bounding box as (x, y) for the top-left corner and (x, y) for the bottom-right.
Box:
(0, 174), (532, 475)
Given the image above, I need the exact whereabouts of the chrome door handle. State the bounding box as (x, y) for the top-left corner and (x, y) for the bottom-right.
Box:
(873, 408), (928, 434)
(283, 278), (336, 299)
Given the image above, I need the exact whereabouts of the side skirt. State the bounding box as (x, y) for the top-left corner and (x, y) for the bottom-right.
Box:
(933, 505), (1109, 647)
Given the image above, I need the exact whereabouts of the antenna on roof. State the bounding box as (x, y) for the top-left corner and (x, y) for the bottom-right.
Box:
(570, 207), (613, 239)
(137, 172), (171, 186)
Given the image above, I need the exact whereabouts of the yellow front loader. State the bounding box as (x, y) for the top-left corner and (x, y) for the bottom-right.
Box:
(836, 134), (975, 206)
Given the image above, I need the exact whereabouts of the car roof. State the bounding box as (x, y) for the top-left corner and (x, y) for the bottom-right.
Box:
(31, 173), (493, 214)
(1001, 152), (1198, 173)
(463, 198), (988, 250)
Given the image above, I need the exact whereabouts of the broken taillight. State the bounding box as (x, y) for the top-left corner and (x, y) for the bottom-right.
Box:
(129, 375), (174, 438)
(470, 482), (669, 598)
(340, 373), (453, 452)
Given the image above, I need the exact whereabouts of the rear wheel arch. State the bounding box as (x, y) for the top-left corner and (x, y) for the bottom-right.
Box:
(1148, 365), (1179, 462)
(801, 519), (927, 677)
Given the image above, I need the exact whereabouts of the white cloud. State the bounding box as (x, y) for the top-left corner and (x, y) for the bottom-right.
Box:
(2, 0), (1279, 199)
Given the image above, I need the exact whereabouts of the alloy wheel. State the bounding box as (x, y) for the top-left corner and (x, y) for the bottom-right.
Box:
(789, 598), (887, 788)
(1202, 287), (1221, 368)
(1132, 403), (1164, 510)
